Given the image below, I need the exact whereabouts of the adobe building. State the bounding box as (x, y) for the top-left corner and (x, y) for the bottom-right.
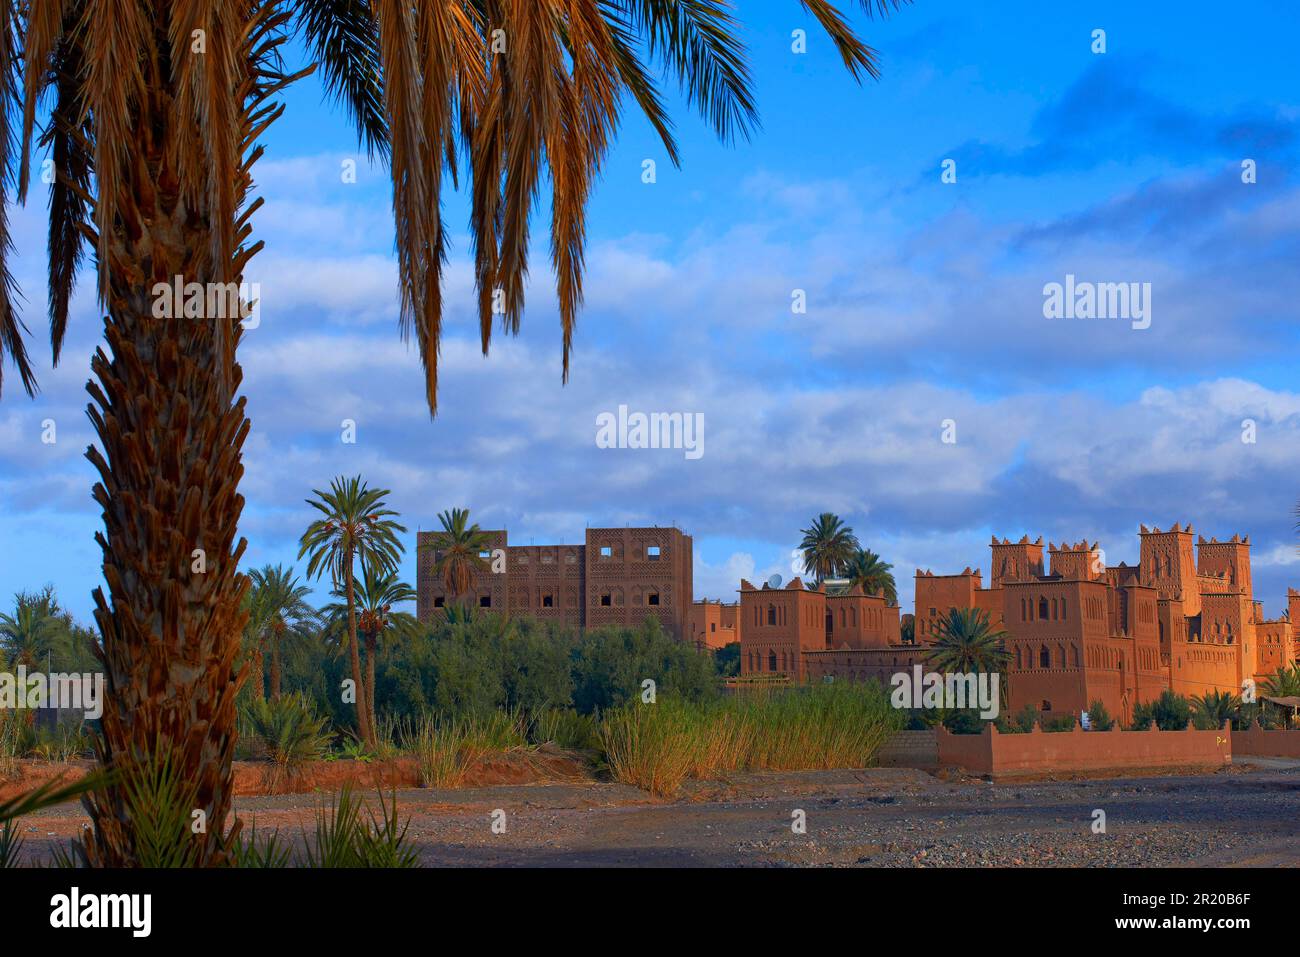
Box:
(738, 578), (910, 682)
(417, 525), (693, 640)
(737, 523), (1299, 727)
(688, 600), (742, 651)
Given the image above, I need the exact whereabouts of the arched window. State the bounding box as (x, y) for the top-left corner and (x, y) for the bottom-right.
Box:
(1039, 646), (1051, 668)
(767, 604), (777, 626)
(1061, 598), (1067, 620)
(768, 650), (778, 672)
(1039, 597), (1049, 620)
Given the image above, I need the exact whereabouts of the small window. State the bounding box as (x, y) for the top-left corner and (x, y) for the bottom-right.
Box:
(600, 545), (612, 558)
(647, 545), (661, 560)
(565, 552), (577, 564)
(433, 596), (445, 608)
(542, 553), (555, 564)
(648, 592), (660, 606)
(600, 593), (612, 607)
(929, 607), (937, 617)
(517, 554), (529, 565)
(710, 623), (716, 632)
(479, 595), (491, 608)
(478, 549), (491, 559)
(542, 594), (554, 608)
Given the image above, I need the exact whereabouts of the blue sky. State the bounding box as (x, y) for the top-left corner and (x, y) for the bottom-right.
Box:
(3, 0), (1300, 622)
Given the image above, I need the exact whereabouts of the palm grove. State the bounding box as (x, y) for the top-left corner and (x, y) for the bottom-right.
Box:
(0, 1), (918, 864)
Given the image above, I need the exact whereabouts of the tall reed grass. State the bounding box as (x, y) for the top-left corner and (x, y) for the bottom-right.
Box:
(600, 682), (903, 797)
(401, 711), (528, 788)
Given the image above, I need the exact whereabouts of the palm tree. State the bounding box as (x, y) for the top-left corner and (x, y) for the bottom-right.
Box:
(798, 513), (859, 585)
(324, 565), (417, 738)
(1261, 662), (1300, 698)
(299, 476), (406, 748)
(843, 547), (897, 604)
(0, 588), (68, 670)
(0, 1), (904, 866)
(422, 508), (493, 603)
(248, 565), (320, 700)
(926, 608), (1012, 707)
(1191, 690), (1239, 730)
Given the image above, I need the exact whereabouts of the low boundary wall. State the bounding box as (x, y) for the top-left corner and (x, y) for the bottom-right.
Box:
(936, 722), (1232, 776)
(1232, 726), (1300, 759)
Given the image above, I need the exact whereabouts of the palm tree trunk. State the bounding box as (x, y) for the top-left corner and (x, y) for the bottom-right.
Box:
(79, 112), (251, 865)
(344, 562), (373, 747)
(270, 644), (282, 700)
(251, 647), (265, 700)
(365, 631), (378, 746)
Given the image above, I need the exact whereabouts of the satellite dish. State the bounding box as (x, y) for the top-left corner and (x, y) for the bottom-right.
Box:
(766, 573), (783, 588)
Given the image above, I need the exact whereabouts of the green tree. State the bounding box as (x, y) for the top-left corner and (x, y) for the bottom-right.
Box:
(1134, 690), (1193, 731)
(925, 608), (1011, 676)
(422, 508), (493, 603)
(842, 547), (897, 604)
(0, 587), (69, 670)
(248, 565), (321, 701)
(1084, 699), (1114, 731)
(325, 566), (417, 737)
(798, 513), (859, 585)
(570, 617), (717, 714)
(1191, 690), (1238, 730)
(714, 642), (741, 677)
(300, 476), (406, 748)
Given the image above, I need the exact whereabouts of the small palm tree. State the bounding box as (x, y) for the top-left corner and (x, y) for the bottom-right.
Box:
(798, 513), (859, 586)
(248, 565), (321, 700)
(843, 548), (897, 604)
(299, 477), (406, 748)
(325, 567), (417, 739)
(1261, 663), (1300, 699)
(422, 508), (493, 603)
(0, 588), (68, 670)
(926, 608), (1012, 706)
(1191, 690), (1239, 730)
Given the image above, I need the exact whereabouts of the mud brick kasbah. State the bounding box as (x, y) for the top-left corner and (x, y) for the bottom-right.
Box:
(738, 523), (1300, 726)
(417, 526), (694, 641)
(417, 521), (1300, 728)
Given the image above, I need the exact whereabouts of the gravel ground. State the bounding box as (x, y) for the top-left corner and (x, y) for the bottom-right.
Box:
(12, 760), (1299, 867)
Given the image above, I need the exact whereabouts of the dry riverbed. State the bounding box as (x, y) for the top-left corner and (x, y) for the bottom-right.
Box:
(9, 759), (1299, 867)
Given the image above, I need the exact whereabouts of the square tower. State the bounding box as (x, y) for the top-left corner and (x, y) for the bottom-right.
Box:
(1048, 540), (1103, 581)
(1196, 534), (1252, 597)
(989, 535), (1044, 587)
(1138, 523), (1200, 617)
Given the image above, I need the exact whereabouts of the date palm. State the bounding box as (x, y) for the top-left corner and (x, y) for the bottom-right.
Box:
(0, 0), (905, 866)
(798, 513), (859, 586)
(423, 508), (493, 602)
(843, 547), (897, 604)
(300, 476), (405, 749)
(324, 566), (417, 737)
(248, 565), (321, 700)
(0, 587), (68, 670)
(1191, 690), (1238, 730)
(926, 608), (1011, 708)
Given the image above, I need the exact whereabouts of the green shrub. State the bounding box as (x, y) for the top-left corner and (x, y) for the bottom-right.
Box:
(1084, 700), (1114, 731)
(301, 786), (417, 868)
(1133, 690), (1192, 730)
(240, 693), (332, 779)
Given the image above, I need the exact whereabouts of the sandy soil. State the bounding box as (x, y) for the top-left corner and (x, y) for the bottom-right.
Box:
(9, 758), (1298, 867)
